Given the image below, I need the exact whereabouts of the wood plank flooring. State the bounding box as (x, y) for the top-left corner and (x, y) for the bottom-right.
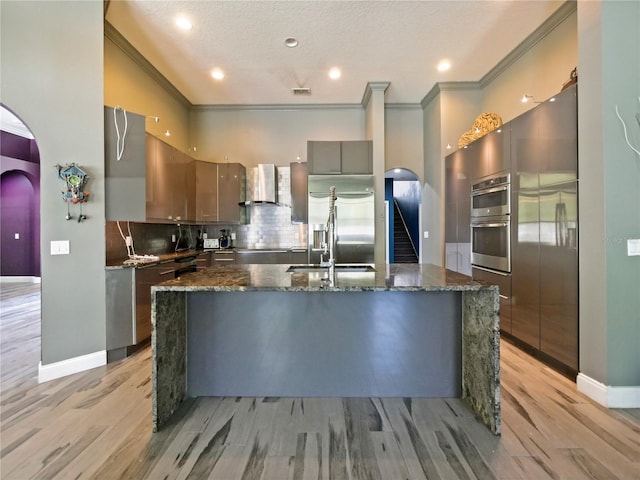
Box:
(1, 282), (639, 479)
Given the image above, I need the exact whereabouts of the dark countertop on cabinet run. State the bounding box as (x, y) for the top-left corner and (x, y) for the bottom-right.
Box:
(152, 263), (493, 293)
(106, 249), (228, 270)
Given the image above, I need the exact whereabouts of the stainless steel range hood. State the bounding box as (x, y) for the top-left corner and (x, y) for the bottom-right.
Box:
(241, 164), (278, 206)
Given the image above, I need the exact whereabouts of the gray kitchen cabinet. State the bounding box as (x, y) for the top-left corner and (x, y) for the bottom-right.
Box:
(289, 249), (308, 264)
(341, 141), (372, 174)
(444, 147), (473, 274)
(308, 141), (341, 174)
(195, 161), (218, 222)
(212, 250), (236, 264)
(196, 251), (212, 270)
(539, 181), (578, 370)
(290, 161), (308, 223)
(475, 127), (510, 178)
(146, 136), (195, 222)
(537, 84), (578, 185)
(104, 107), (147, 222)
(308, 140), (373, 174)
(106, 268), (135, 351)
(507, 87), (578, 373)
(218, 163), (247, 224)
(510, 185), (541, 348)
(236, 250), (289, 264)
(106, 260), (175, 361)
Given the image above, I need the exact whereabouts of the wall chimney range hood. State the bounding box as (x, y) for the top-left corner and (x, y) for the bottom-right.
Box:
(241, 164), (279, 206)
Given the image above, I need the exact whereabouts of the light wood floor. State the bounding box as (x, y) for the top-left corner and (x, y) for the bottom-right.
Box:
(1, 282), (638, 479)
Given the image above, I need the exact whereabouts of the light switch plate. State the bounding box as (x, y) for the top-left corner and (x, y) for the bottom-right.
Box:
(627, 238), (640, 256)
(50, 240), (70, 255)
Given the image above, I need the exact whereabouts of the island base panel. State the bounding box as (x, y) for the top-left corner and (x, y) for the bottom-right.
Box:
(187, 291), (462, 397)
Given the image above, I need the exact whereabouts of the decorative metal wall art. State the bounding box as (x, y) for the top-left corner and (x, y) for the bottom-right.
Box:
(55, 163), (90, 221)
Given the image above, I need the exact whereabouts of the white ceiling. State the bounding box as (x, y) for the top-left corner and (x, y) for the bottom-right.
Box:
(105, 0), (565, 106)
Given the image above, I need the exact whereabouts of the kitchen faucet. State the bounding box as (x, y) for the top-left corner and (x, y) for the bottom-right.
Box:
(320, 186), (337, 269)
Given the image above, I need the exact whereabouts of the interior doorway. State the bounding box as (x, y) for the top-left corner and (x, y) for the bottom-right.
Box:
(0, 105), (41, 385)
(385, 168), (421, 263)
(0, 105), (41, 279)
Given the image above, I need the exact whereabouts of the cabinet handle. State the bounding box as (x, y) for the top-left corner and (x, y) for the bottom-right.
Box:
(499, 294), (510, 300)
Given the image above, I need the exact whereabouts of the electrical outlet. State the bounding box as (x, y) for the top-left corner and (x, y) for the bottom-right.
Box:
(171, 234), (176, 243)
(14, 233), (20, 240)
(231, 232), (236, 240)
(423, 231), (429, 239)
(628, 238), (640, 256)
(125, 236), (132, 246)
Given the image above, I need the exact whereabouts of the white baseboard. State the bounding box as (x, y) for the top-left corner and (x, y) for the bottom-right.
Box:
(577, 373), (640, 408)
(38, 350), (106, 383)
(0, 276), (41, 283)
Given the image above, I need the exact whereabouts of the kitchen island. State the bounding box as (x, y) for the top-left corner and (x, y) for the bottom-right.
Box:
(151, 263), (501, 434)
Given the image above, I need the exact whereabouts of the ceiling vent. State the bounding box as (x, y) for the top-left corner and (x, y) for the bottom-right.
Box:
(292, 87), (311, 95)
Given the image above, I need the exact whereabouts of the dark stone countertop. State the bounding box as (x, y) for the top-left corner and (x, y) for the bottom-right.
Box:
(106, 249), (227, 270)
(152, 263), (495, 293)
(106, 247), (309, 270)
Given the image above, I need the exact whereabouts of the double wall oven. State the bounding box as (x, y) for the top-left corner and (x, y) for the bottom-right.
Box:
(470, 172), (510, 273)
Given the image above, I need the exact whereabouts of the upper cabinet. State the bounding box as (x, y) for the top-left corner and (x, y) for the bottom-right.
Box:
(104, 107), (147, 222)
(145, 135), (195, 222)
(217, 162), (247, 224)
(290, 162), (308, 224)
(105, 105), (246, 224)
(511, 84), (577, 190)
(195, 161), (218, 223)
(476, 127), (511, 179)
(308, 141), (341, 174)
(308, 140), (372, 174)
(537, 84), (578, 185)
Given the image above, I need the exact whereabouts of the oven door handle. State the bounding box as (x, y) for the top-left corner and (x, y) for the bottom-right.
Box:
(471, 184), (508, 196)
(471, 221), (509, 228)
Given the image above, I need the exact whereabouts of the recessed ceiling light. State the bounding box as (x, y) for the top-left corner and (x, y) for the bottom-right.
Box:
(211, 69), (225, 80)
(176, 17), (192, 30)
(549, 97), (556, 102)
(437, 60), (451, 72)
(329, 67), (341, 80)
(284, 37), (298, 48)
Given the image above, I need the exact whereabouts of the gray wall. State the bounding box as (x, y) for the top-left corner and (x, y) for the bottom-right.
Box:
(1, 1), (105, 364)
(190, 106), (365, 167)
(578, 1), (640, 387)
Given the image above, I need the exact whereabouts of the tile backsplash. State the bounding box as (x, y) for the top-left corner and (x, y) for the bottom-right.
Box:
(106, 166), (307, 262)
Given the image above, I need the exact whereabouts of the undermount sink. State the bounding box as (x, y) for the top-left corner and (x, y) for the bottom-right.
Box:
(286, 265), (376, 273)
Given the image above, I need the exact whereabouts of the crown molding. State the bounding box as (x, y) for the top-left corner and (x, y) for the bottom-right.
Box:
(384, 103), (422, 110)
(361, 82), (390, 108)
(420, 81), (481, 109)
(104, 21), (192, 109)
(480, 0), (577, 87)
(191, 103), (364, 112)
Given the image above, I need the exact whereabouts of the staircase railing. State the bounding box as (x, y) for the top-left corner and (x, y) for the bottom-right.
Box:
(393, 199), (418, 258)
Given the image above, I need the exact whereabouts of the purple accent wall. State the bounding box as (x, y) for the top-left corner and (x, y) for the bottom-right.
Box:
(1, 131), (39, 163)
(1, 171), (39, 276)
(1, 132), (41, 277)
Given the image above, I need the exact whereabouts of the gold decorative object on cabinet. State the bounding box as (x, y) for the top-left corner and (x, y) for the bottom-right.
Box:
(457, 113), (503, 148)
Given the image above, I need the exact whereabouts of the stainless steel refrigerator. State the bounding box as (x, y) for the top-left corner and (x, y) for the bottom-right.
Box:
(307, 175), (375, 264)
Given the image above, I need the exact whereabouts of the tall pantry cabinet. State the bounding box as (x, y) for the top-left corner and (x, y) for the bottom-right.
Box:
(445, 84), (578, 375)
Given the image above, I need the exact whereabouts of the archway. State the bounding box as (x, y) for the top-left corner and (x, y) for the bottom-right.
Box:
(0, 105), (41, 279)
(385, 168), (421, 263)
